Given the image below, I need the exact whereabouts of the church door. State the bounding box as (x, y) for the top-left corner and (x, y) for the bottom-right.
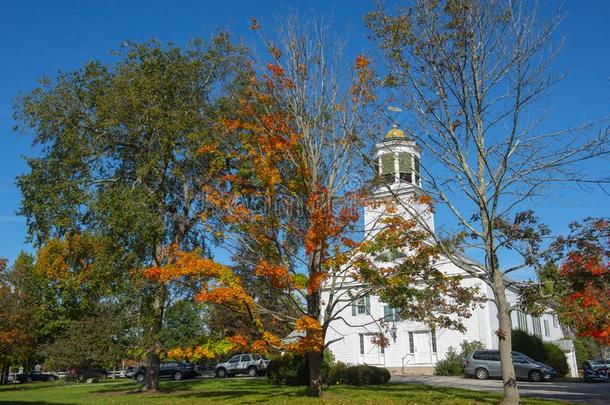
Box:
(360, 334), (385, 365)
(413, 331), (432, 364)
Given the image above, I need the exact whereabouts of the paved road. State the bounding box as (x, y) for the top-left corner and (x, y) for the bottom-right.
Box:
(392, 375), (610, 404)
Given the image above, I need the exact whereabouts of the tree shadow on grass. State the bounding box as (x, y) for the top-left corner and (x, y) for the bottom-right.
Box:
(327, 383), (501, 404)
(172, 387), (311, 404)
(0, 402), (60, 405)
(0, 383), (70, 393)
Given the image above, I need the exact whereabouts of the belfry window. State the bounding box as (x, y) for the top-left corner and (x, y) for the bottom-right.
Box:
(398, 152), (413, 183)
(380, 153), (394, 184)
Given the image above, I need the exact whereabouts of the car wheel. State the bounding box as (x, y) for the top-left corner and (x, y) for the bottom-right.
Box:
(47, 376), (56, 382)
(474, 368), (489, 380)
(248, 367), (258, 377)
(216, 368), (227, 378)
(136, 373), (145, 384)
(529, 370), (543, 382)
(174, 371), (183, 381)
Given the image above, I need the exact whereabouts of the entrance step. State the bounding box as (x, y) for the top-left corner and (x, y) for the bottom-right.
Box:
(387, 366), (435, 376)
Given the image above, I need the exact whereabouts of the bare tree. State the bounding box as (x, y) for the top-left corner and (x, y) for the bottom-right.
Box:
(366, 1), (610, 403)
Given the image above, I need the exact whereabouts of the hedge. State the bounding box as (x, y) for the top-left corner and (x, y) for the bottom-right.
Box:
(511, 330), (569, 377)
(333, 364), (391, 385)
(267, 353), (390, 386)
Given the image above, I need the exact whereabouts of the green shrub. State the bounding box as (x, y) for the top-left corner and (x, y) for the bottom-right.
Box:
(266, 350), (335, 386)
(335, 365), (391, 385)
(543, 342), (569, 378)
(574, 337), (588, 368)
(460, 340), (485, 357)
(326, 361), (349, 385)
(434, 340), (485, 376)
(266, 353), (309, 386)
(512, 330), (570, 377)
(511, 330), (546, 361)
(434, 347), (464, 376)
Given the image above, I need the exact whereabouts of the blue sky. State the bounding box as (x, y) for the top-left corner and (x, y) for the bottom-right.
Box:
(1, 1), (609, 277)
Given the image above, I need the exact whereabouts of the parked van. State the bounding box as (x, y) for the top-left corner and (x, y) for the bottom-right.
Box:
(464, 350), (556, 382)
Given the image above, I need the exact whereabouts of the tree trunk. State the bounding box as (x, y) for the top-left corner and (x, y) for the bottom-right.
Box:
(0, 363), (7, 384)
(140, 284), (166, 392)
(306, 248), (323, 397)
(491, 270), (520, 405)
(307, 350), (323, 397)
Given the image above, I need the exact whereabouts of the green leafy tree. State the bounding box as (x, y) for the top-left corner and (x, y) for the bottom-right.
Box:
(0, 254), (52, 381)
(161, 300), (206, 351)
(41, 306), (133, 373)
(0, 257), (35, 383)
(13, 36), (245, 391)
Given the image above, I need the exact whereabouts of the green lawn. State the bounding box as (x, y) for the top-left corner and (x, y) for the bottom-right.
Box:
(0, 377), (564, 404)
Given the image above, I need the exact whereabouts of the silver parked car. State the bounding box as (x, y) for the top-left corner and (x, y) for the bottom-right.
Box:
(464, 350), (557, 382)
(215, 354), (270, 378)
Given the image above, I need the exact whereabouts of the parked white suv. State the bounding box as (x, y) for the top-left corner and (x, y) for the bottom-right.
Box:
(215, 354), (270, 378)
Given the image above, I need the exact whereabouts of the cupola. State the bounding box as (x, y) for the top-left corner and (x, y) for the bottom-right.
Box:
(375, 125), (421, 188)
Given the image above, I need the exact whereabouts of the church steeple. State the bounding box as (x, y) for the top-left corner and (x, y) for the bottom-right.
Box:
(364, 125), (434, 236)
(374, 125), (421, 190)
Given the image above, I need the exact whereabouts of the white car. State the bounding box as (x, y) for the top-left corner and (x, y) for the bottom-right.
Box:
(215, 354), (270, 377)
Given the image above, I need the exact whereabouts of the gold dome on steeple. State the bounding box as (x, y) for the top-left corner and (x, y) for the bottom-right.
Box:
(385, 124), (406, 139)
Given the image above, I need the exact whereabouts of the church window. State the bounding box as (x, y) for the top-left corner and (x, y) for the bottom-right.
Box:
(380, 154), (395, 184)
(533, 317), (542, 337)
(431, 330), (437, 353)
(383, 306), (402, 322)
(408, 332), (414, 353)
(398, 152), (412, 183)
(517, 311), (528, 332)
(544, 319), (550, 337)
(353, 295), (370, 315)
(414, 156), (420, 184)
(359, 334), (364, 355)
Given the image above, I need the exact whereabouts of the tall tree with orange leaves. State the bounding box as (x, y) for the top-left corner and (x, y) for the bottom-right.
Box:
(147, 18), (480, 397)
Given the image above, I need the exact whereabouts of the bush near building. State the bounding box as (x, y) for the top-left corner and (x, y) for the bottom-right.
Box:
(266, 351), (390, 386)
(266, 351), (334, 386)
(511, 330), (569, 377)
(331, 365), (391, 385)
(434, 340), (485, 376)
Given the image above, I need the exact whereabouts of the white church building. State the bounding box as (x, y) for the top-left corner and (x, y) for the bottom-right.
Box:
(321, 126), (578, 377)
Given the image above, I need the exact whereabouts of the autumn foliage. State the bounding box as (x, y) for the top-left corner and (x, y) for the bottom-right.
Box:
(555, 219), (609, 344)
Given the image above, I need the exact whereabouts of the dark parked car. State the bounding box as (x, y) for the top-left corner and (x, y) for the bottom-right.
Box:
(583, 360), (609, 383)
(77, 368), (109, 380)
(464, 350), (556, 381)
(133, 362), (197, 383)
(124, 366), (136, 378)
(15, 371), (58, 383)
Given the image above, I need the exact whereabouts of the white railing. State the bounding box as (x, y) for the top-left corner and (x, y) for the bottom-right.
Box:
(401, 353), (414, 374)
